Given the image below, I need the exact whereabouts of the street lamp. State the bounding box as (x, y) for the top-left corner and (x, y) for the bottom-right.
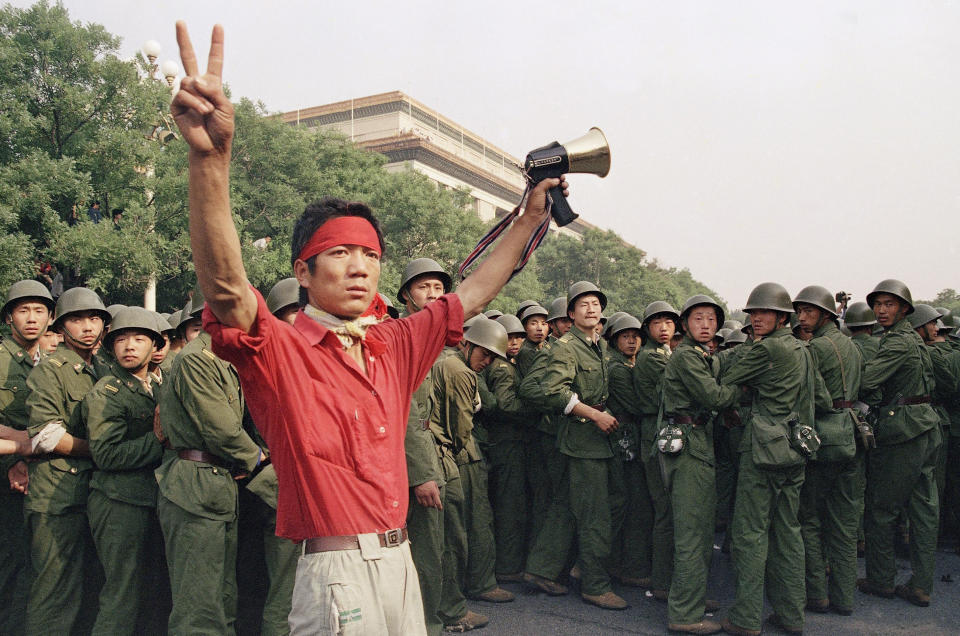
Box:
(141, 40), (180, 311)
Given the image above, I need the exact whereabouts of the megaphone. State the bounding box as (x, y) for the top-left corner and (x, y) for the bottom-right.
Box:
(522, 127), (611, 226)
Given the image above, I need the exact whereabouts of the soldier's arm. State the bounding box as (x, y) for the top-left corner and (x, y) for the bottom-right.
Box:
(174, 353), (261, 471)
(487, 362), (527, 416)
(446, 364), (478, 444)
(404, 406), (441, 488)
(24, 362), (91, 456)
(631, 351), (667, 411)
(609, 363), (644, 418)
(84, 382), (163, 471)
(534, 345), (579, 415)
(719, 343), (770, 388)
(674, 349), (738, 411)
(860, 334), (909, 401)
(477, 374), (497, 413)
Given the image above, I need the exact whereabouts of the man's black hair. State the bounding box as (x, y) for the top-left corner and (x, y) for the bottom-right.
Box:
(290, 197), (386, 307)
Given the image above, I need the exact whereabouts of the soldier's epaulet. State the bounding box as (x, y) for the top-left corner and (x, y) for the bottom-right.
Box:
(201, 348), (218, 361)
(495, 360), (509, 369)
(558, 334), (572, 344)
(693, 346), (709, 357)
(104, 379), (120, 394)
(49, 357), (64, 368)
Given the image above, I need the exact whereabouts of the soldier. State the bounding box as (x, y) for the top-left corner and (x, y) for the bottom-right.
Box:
(481, 314), (531, 582)
(430, 318), (514, 632)
(83, 306), (169, 634)
(546, 296), (573, 340)
(515, 299), (539, 319)
(23, 287), (113, 634)
(397, 258), (464, 635)
(843, 302), (878, 364)
(661, 295), (737, 634)
(522, 281), (627, 610)
(166, 309), (185, 357)
(793, 286), (864, 616)
(0, 280), (55, 633)
(483, 309), (504, 320)
(857, 280), (941, 608)
(156, 291), (265, 634)
(636, 300), (680, 599)
(604, 314), (653, 588)
(720, 283), (821, 636)
(516, 304), (549, 378)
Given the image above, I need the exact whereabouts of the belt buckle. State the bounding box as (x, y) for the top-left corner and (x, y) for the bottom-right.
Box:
(383, 528), (403, 547)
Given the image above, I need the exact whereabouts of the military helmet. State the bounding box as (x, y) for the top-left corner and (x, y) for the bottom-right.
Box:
(566, 281), (607, 313)
(730, 310), (748, 324)
(865, 279), (914, 315)
(723, 329), (747, 346)
(721, 319), (743, 331)
(908, 304), (941, 329)
(266, 278), (300, 316)
(602, 311), (629, 337)
(679, 294), (725, 328)
(495, 314), (525, 335)
(609, 314), (643, 339)
(716, 327), (731, 343)
(935, 307), (952, 322)
(104, 306), (164, 349)
(642, 300), (680, 327)
(519, 304), (549, 325)
(843, 301), (876, 328)
(515, 299), (540, 319)
(483, 309), (504, 320)
(744, 282), (793, 314)
(397, 258), (451, 304)
(166, 309), (182, 332)
(3, 279), (55, 318)
(183, 289), (206, 320)
(105, 304), (127, 320)
(936, 319), (949, 333)
(378, 293), (399, 319)
(792, 285), (838, 318)
(464, 317), (508, 358)
(546, 297), (568, 322)
(53, 287), (111, 328)
(463, 314), (485, 332)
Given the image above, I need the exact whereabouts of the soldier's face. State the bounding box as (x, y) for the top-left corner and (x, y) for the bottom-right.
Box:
(647, 315), (676, 345)
(569, 295), (602, 331)
(112, 330), (156, 372)
(616, 329), (641, 356)
(6, 300), (50, 344)
(60, 311), (104, 348)
(181, 318), (203, 343)
(276, 304), (299, 325)
(151, 333), (170, 364)
(684, 306), (719, 344)
(916, 321), (938, 343)
(403, 275), (446, 313)
(872, 294), (908, 328)
(506, 335), (524, 357)
(468, 346), (495, 372)
(748, 309), (783, 337)
(295, 244), (381, 320)
(550, 317), (572, 337)
(796, 303), (826, 334)
(524, 316), (548, 343)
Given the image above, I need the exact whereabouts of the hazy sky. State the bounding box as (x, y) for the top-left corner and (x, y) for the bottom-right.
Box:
(17, 0), (960, 307)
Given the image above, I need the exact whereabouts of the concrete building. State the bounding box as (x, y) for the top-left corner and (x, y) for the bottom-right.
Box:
(280, 91), (593, 238)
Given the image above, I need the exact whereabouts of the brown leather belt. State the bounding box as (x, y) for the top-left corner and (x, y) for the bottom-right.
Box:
(833, 400), (855, 409)
(178, 449), (227, 468)
(669, 415), (706, 427)
(897, 395), (931, 406)
(304, 527), (408, 554)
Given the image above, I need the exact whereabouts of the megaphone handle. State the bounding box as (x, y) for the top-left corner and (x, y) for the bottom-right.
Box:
(548, 186), (579, 227)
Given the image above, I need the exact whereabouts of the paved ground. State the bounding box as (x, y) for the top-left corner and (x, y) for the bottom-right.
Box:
(477, 537), (960, 635)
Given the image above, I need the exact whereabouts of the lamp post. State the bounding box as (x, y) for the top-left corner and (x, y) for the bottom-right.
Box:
(141, 40), (179, 311)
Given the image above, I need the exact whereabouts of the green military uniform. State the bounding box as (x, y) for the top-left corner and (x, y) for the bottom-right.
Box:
(661, 334), (738, 624)
(524, 325), (621, 597)
(0, 337), (38, 633)
(605, 345), (653, 583)
(515, 338), (543, 379)
(927, 340), (956, 534)
(798, 320), (864, 613)
(933, 341), (960, 546)
(632, 337), (673, 593)
(84, 369), (167, 635)
(860, 317), (941, 597)
(156, 331), (261, 634)
(430, 349), (498, 623)
(721, 326), (817, 632)
(24, 344), (108, 634)
(480, 354), (529, 577)
(850, 333), (879, 364)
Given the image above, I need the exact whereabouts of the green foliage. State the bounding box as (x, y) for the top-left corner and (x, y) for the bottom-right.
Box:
(918, 289), (960, 316)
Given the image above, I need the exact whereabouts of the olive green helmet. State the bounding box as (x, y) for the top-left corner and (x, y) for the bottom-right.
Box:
(744, 282), (793, 314)
(642, 301), (680, 330)
(177, 290), (205, 332)
(723, 329), (747, 346)
(483, 309), (504, 320)
(464, 317), (508, 358)
(908, 304), (941, 329)
(53, 287), (111, 329)
(495, 314), (525, 335)
(679, 295), (725, 328)
(546, 297), (568, 322)
(154, 311), (176, 336)
(378, 293), (399, 319)
(866, 279), (914, 315)
(721, 319), (743, 331)
(566, 281), (607, 313)
(515, 299), (540, 319)
(3, 279), (55, 318)
(716, 328), (731, 344)
(105, 304), (127, 320)
(935, 307), (952, 322)
(519, 305), (549, 325)
(104, 306), (165, 349)
(266, 278), (300, 316)
(608, 314), (643, 339)
(463, 314), (485, 332)
(397, 258), (451, 305)
(843, 302), (876, 328)
(601, 311), (629, 337)
(730, 310), (749, 324)
(792, 285), (838, 318)
(166, 309), (182, 332)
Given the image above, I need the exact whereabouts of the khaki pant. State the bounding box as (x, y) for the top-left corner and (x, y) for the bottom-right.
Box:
(290, 538), (426, 636)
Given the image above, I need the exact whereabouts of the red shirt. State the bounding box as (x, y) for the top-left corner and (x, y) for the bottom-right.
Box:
(204, 288), (463, 542)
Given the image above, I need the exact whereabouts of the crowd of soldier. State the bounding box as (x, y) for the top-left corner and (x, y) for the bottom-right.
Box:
(0, 270), (957, 635)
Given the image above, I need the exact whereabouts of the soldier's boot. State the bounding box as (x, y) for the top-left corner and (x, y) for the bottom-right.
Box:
(894, 584), (930, 607)
(581, 591), (628, 610)
(468, 587), (514, 603)
(856, 578), (895, 599)
(443, 610), (489, 632)
(720, 618), (761, 636)
(522, 572), (568, 596)
(805, 598), (829, 613)
(669, 618), (722, 635)
(764, 613), (803, 634)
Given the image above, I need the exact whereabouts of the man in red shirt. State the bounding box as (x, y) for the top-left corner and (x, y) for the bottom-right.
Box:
(172, 22), (564, 635)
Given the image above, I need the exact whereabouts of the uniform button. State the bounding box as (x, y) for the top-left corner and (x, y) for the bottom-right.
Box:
(69, 467), (78, 474)
(392, 500), (399, 508)
(379, 426), (386, 434)
(212, 468), (219, 474)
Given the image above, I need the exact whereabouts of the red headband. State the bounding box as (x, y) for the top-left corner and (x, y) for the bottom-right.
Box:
(297, 216), (381, 262)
